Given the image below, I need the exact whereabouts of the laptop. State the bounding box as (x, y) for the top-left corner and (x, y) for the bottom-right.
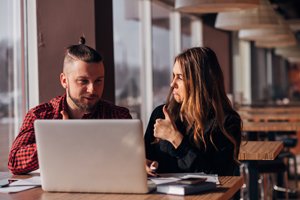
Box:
(34, 119), (154, 193)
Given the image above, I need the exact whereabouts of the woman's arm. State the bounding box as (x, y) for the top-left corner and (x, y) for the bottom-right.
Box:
(144, 105), (165, 161)
(167, 113), (242, 175)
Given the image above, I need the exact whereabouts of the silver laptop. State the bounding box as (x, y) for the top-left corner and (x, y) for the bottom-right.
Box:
(34, 119), (152, 193)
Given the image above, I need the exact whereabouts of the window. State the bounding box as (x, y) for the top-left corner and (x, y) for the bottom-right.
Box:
(113, 0), (192, 123)
(151, 2), (171, 108)
(181, 15), (192, 50)
(113, 0), (142, 119)
(0, 0), (26, 171)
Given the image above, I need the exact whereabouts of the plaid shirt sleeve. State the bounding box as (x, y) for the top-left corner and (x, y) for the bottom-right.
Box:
(8, 111), (39, 175)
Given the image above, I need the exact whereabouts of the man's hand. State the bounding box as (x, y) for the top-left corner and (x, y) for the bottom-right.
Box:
(153, 106), (183, 148)
(60, 110), (69, 120)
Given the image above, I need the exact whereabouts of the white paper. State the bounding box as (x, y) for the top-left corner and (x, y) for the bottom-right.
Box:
(10, 176), (41, 186)
(149, 173), (220, 185)
(180, 174), (220, 185)
(0, 176), (41, 193)
(149, 177), (181, 185)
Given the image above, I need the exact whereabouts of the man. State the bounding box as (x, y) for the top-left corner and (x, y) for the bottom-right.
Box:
(8, 37), (132, 175)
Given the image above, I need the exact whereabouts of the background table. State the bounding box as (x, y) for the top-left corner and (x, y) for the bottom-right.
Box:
(238, 141), (283, 200)
(243, 121), (300, 132)
(239, 141), (284, 160)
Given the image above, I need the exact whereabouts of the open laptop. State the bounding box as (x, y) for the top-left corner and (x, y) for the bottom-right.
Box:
(34, 119), (154, 193)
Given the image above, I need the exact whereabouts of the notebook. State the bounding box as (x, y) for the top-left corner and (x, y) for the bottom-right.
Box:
(156, 181), (216, 195)
(34, 119), (154, 193)
(150, 173), (218, 195)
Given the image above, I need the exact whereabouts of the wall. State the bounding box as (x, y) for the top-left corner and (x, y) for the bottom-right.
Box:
(36, 0), (95, 103)
(95, 0), (115, 103)
(203, 24), (232, 93)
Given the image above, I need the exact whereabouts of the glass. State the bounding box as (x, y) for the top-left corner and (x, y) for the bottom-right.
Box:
(113, 0), (141, 119)
(181, 15), (192, 51)
(151, 2), (171, 108)
(0, 0), (25, 171)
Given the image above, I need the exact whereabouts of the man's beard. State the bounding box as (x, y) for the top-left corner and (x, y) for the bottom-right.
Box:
(67, 88), (99, 113)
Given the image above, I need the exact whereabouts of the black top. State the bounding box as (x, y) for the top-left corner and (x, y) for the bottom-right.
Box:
(144, 104), (241, 176)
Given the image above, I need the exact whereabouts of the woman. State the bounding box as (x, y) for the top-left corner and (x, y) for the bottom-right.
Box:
(145, 47), (242, 176)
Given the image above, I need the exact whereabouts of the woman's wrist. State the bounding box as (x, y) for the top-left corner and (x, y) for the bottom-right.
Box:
(170, 131), (183, 149)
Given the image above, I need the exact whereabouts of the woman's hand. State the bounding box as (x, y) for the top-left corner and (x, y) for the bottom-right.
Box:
(154, 106), (183, 148)
(145, 159), (159, 177)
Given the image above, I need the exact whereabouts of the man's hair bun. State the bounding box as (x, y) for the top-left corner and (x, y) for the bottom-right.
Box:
(79, 36), (86, 45)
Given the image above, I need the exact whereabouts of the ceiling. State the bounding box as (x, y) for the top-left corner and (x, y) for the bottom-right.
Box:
(155, 0), (300, 20)
(271, 0), (300, 42)
(155, 0), (300, 42)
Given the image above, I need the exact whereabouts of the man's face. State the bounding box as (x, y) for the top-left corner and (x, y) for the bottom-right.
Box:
(170, 61), (186, 103)
(60, 60), (105, 112)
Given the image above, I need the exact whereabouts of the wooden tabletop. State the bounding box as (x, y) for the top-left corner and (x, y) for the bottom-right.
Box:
(0, 173), (243, 200)
(240, 113), (300, 122)
(238, 141), (283, 160)
(238, 106), (300, 113)
(242, 121), (300, 132)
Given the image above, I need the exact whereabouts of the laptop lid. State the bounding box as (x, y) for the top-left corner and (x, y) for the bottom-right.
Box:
(34, 119), (149, 193)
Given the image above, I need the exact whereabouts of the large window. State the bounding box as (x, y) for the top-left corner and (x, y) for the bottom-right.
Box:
(0, 0), (26, 171)
(113, 0), (197, 123)
(113, 0), (141, 119)
(181, 15), (192, 50)
(151, 2), (171, 108)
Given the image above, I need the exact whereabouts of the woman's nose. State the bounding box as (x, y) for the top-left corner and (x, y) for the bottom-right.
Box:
(170, 79), (176, 88)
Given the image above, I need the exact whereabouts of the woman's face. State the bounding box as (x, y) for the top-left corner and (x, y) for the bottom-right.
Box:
(170, 61), (186, 103)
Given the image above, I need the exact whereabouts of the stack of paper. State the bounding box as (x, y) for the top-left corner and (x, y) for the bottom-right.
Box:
(149, 173), (219, 195)
(156, 181), (216, 195)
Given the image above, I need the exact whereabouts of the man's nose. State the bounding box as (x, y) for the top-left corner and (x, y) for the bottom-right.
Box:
(87, 83), (95, 93)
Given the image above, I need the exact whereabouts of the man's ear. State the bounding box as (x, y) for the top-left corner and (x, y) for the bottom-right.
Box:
(60, 73), (67, 89)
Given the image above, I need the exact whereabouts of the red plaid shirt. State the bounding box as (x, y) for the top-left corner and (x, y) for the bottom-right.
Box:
(8, 94), (132, 175)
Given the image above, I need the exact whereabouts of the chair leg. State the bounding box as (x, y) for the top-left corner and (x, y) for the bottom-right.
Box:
(284, 171), (289, 200)
(273, 170), (298, 200)
(291, 155), (298, 189)
(258, 174), (264, 199)
(240, 163), (249, 200)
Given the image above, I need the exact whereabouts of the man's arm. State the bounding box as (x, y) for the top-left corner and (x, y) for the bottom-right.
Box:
(8, 112), (39, 175)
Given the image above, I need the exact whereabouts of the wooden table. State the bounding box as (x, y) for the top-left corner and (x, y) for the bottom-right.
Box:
(243, 121), (300, 132)
(238, 106), (300, 114)
(238, 141), (283, 200)
(0, 173), (243, 200)
(239, 141), (284, 160)
(240, 113), (300, 122)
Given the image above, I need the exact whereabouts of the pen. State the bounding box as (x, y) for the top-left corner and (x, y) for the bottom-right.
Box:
(0, 178), (10, 188)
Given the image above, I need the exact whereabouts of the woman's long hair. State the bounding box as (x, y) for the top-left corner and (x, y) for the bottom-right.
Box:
(166, 47), (241, 162)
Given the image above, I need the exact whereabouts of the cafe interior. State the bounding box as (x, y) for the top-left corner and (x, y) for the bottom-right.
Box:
(1, 0), (300, 199)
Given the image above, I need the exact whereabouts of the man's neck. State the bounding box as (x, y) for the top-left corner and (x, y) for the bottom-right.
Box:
(68, 108), (85, 119)
(66, 98), (86, 119)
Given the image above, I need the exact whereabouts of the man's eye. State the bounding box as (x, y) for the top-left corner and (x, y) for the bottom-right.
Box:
(78, 80), (88, 84)
(95, 79), (102, 84)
